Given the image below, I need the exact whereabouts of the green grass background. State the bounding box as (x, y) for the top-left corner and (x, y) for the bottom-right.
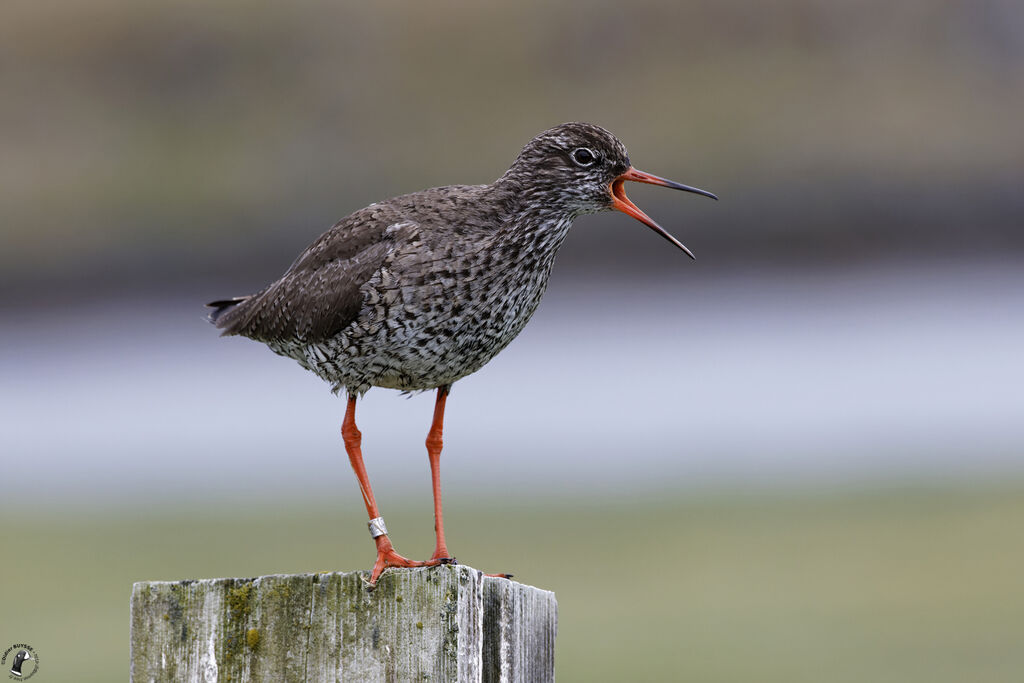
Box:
(3, 483), (1023, 681)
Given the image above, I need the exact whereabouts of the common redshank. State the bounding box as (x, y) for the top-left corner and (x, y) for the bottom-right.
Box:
(208, 122), (716, 586)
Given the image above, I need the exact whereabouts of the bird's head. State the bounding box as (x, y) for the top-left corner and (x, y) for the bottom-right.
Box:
(502, 122), (716, 258)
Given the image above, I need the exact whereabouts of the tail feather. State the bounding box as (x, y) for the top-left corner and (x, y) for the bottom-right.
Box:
(206, 296), (251, 331)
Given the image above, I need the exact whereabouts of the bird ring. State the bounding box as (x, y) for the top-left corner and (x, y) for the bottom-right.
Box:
(367, 517), (388, 539)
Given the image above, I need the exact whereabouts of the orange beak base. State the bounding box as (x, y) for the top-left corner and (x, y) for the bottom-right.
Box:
(609, 167), (717, 260)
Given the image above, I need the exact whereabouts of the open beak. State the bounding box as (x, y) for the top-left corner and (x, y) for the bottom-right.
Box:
(610, 167), (717, 260)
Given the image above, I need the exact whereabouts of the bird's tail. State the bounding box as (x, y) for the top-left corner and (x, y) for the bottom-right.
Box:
(206, 296), (251, 331)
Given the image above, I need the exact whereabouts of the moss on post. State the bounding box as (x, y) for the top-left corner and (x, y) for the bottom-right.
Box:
(130, 565), (556, 682)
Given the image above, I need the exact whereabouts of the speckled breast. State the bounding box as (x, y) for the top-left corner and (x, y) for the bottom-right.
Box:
(274, 218), (572, 395)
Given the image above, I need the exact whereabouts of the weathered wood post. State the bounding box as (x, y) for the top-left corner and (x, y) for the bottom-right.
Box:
(130, 565), (556, 682)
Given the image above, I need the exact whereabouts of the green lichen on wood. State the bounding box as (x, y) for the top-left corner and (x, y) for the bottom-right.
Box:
(226, 581), (254, 623)
(263, 579), (292, 604)
(165, 581), (189, 642)
(251, 574), (313, 682)
(131, 565), (556, 682)
(220, 578), (256, 681)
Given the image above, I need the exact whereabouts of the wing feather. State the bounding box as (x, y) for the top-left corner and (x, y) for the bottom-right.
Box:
(209, 210), (418, 343)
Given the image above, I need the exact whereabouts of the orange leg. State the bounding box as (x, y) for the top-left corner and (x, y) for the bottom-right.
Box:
(426, 388), (512, 578)
(426, 386), (455, 562)
(342, 396), (440, 586)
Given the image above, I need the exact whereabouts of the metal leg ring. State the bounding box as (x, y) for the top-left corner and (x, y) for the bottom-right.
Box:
(367, 516), (388, 539)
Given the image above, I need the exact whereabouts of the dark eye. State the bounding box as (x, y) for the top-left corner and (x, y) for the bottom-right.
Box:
(571, 147), (597, 167)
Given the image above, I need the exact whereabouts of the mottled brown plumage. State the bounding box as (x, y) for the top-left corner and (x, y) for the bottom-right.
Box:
(208, 122), (715, 585)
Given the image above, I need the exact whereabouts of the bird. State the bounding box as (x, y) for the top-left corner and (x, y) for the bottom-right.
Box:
(208, 122), (716, 586)
(9, 649), (33, 678)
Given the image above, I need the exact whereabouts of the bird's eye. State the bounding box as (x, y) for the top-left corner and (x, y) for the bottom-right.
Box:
(571, 147), (598, 167)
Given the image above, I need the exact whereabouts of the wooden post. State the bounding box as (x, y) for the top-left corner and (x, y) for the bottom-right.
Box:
(130, 565), (556, 682)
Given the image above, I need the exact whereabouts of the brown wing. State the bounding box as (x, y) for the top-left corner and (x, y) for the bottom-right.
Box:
(209, 207), (417, 343)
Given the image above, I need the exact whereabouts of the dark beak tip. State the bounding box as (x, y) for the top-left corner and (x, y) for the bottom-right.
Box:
(688, 187), (718, 201)
(661, 178), (718, 202)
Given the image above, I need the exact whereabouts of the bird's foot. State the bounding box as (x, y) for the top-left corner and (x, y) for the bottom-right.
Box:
(430, 545), (456, 564)
(431, 544), (508, 577)
(365, 535), (446, 588)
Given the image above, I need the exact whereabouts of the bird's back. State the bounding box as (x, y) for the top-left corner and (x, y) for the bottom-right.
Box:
(211, 185), (488, 341)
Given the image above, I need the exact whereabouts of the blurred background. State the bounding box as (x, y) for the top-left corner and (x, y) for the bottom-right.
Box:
(2, 0), (1023, 680)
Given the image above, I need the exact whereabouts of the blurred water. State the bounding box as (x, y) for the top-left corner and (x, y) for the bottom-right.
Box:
(2, 257), (1022, 506)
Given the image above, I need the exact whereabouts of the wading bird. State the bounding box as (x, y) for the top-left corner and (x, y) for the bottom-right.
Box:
(209, 122), (716, 586)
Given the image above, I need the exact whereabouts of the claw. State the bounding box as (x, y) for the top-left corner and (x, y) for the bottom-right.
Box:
(365, 535), (447, 589)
